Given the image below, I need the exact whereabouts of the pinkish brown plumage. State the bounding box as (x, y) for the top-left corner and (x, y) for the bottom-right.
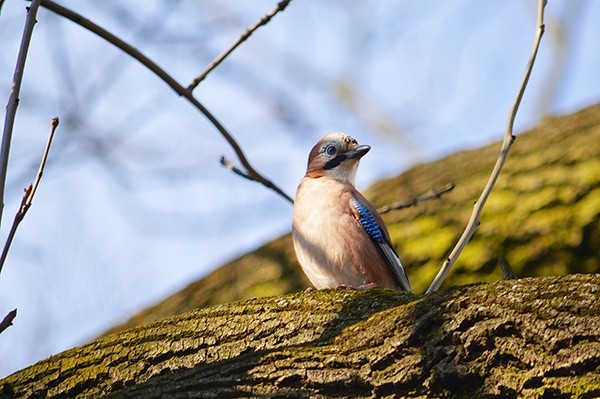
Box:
(292, 132), (411, 291)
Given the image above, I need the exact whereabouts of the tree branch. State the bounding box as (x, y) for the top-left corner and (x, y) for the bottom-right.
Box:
(0, 0), (42, 229)
(377, 183), (454, 214)
(498, 257), (516, 280)
(220, 156), (259, 182)
(187, 0), (292, 91)
(426, 0), (547, 294)
(1, 274), (598, 397)
(39, 0), (293, 205)
(0, 118), (59, 277)
(0, 309), (16, 335)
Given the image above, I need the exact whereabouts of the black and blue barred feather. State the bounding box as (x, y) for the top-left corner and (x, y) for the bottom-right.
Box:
(352, 197), (412, 292)
(352, 199), (385, 243)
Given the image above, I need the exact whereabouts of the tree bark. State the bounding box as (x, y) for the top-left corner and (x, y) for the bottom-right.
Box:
(2, 274), (599, 398)
(104, 103), (600, 338)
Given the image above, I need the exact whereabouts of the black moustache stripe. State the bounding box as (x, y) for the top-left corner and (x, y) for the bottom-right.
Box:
(324, 154), (347, 170)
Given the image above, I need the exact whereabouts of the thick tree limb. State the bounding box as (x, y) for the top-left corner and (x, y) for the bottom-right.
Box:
(1, 274), (598, 398)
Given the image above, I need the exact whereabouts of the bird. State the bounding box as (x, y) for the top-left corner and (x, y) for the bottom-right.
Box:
(292, 132), (411, 292)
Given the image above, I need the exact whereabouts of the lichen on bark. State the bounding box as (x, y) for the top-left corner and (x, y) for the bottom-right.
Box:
(1, 274), (599, 398)
(104, 104), (600, 337)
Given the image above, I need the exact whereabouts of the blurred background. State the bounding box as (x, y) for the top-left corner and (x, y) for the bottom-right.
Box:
(0, 0), (598, 377)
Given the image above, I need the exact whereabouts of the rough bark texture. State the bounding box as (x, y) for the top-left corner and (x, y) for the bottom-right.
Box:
(106, 103), (600, 335)
(2, 274), (599, 398)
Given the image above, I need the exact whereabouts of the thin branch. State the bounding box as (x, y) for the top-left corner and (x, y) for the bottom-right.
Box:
(220, 156), (260, 182)
(426, 0), (547, 294)
(498, 257), (517, 280)
(40, 0), (293, 205)
(0, 309), (17, 335)
(0, 0), (43, 229)
(187, 0), (292, 91)
(29, 118), (59, 206)
(377, 183), (455, 214)
(0, 118), (59, 276)
(220, 156), (294, 202)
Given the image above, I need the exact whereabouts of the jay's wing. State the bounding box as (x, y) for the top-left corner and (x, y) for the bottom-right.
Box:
(351, 197), (412, 292)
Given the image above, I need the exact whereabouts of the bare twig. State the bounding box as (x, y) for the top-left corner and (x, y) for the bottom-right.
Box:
(377, 183), (455, 214)
(0, 309), (17, 335)
(220, 156), (294, 202)
(426, 0), (547, 294)
(498, 257), (517, 280)
(0, 0), (42, 229)
(220, 156), (259, 182)
(40, 0), (293, 205)
(0, 118), (59, 276)
(188, 0), (292, 91)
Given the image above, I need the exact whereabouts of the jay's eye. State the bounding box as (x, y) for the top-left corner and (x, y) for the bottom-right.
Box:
(325, 145), (337, 156)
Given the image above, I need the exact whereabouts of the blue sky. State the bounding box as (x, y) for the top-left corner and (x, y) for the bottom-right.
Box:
(0, 0), (598, 376)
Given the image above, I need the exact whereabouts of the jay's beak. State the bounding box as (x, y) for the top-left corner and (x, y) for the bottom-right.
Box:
(343, 145), (371, 160)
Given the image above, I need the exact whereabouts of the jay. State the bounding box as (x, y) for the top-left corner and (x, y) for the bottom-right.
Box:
(292, 132), (411, 292)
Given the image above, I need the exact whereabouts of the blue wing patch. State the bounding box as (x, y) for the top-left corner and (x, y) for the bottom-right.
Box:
(352, 199), (385, 243)
(352, 198), (412, 292)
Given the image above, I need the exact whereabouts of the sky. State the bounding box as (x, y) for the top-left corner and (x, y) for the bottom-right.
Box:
(0, 0), (598, 377)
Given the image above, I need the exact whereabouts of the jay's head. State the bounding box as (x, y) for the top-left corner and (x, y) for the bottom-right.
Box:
(305, 132), (370, 185)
